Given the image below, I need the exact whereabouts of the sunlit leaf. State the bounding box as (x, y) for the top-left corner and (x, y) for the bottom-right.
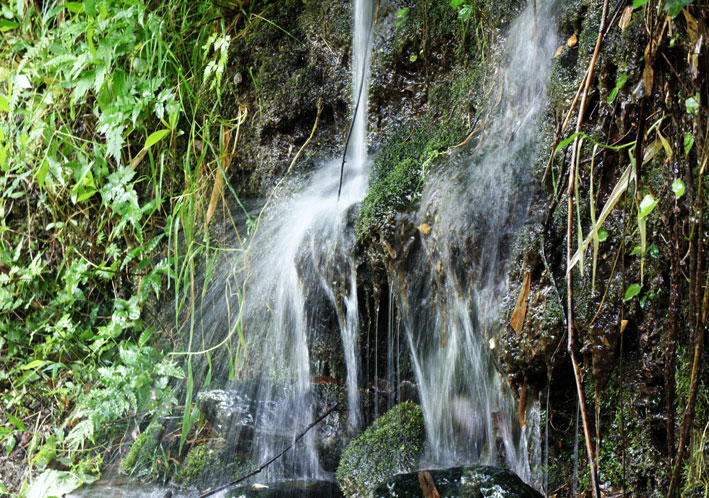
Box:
(638, 194), (658, 219)
(0, 95), (9, 112)
(597, 228), (609, 242)
(632, 0), (650, 8)
(672, 178), (685, 199)
(685, 95), (700, 115)
(144, 129), (171, 149)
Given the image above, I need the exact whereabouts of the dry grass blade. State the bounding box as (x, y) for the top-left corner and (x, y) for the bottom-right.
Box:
(510, 271), (531, 334)
(568, 163), (634, 272)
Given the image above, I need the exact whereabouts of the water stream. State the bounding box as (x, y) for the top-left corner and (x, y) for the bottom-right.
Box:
(391, 0), (558, 482)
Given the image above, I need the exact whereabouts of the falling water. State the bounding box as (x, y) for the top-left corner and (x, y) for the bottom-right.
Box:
(391, 0), (558, 481)
(185, 0), (374, 482)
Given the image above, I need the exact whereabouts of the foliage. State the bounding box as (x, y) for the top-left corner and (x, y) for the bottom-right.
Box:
(0, 0), (243, 492)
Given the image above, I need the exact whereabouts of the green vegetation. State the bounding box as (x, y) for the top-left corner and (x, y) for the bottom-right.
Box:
(336, 402), (425, 497)
(0, 0), (250, 493)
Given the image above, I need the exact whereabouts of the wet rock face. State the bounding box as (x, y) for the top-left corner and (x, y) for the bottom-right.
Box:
(372, 465), (543, 498)
(226, 480), (343, 498)
(196, 386), (348, 473)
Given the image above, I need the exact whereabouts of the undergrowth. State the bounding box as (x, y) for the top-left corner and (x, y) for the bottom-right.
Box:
(0, 0), (249, 494)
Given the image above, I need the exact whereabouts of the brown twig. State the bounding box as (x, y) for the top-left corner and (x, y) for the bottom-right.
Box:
(565, 1), (610, 497)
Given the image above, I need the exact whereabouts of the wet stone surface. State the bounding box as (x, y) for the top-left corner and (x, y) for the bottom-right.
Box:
(373, 466), (543, 498)
(226, 480), (343, 498)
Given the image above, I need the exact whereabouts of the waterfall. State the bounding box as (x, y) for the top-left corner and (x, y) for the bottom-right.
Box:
(190, 0), (375, 481)
(391, 0), (558, 481)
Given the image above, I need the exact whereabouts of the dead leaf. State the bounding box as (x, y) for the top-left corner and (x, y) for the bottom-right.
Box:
(418, 471), (440, 498)
(553, 45), (565, 59)
(510, 271), (531, 334)
(620, 319), (629, 334)
(417, 223), (431, 235)
(643, 63), (654, 95)
(657, 130), (673, 160)
(436, 261), (442, 273)
(128, 148), (148, 170)
(643, 41), (655, 95)
(567, 33), (578, 48)
(619, 5), (633, 31)
(601, 335), (611, 347)
(683, 9), (698, 44)
(518, 383), (527, 428)
(384, 241), (397, 259)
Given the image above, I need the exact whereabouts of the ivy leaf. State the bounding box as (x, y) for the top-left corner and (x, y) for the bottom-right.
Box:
(624, 283), (642, 302)
(638, 194), (658, 219)
(672, 178), (686, 199)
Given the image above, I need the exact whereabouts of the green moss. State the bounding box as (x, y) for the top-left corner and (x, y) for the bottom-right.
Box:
(174, 439), (254, 487)
(336, 401), (425, 497)
(355, 75), (474, 241)
(119, 422), (164, 475)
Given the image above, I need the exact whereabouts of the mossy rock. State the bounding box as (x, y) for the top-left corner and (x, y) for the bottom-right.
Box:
(119, 422), (164, 475)
(335, 401), (425, 497)
(174, 439), (253, 488)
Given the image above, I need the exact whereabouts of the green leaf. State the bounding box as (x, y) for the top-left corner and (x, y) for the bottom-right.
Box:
(64, 2), (85, 14)
(624, 283), (642, 302)
(450, 0), (466, 8)
(458, 4), (473, 20)
(685, 94), (700, 115)
(607, 73), (628, 104)
(36, 160), (49, 188)
(0, 95), (9, 112)
(638, 194), (658, 219)
(672, 178), (686, 199)
(664, 0), (692, 17)
(684, 132), (694, 155)
(597, 228), (609, 242)
(632, 0), (650, 7)
(0, 20), (20, 31)
(21, 359), (48, 370)
(630, 245), (642, 256)
(7, 413), (25, 432)
(395, 7), (410, 18)
(144, 129), (171, 149)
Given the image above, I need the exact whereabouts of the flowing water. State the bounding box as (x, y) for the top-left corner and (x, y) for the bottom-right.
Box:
(391, 0), (558, 482)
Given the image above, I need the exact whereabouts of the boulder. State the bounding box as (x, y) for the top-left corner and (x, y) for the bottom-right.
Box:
(373, 465), (543, 498)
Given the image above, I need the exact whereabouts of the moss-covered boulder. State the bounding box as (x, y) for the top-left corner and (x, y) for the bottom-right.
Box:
(335, 401), (425, 497)
(174, 439), (253, 488)
(119, 422), (164, 475)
